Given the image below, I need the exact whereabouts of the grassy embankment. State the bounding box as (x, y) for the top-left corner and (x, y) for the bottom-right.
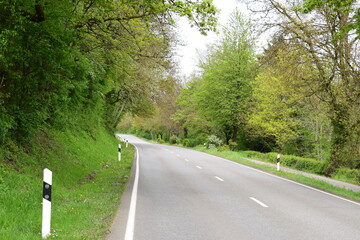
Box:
(0, 128), (134, 239)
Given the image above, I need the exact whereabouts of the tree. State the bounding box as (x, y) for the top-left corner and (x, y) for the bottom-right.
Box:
(249, 35), (332, 158)
(173, 76), (213, 136)
(244, 0), (360, 173)
(196, 10), (258, 143)
(296, 0), (360, 37)
(174, 10), (258, 145)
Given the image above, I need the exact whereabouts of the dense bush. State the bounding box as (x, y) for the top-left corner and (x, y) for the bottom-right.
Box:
(157, 138), (165, 144)
(217, 145), (230, 152)
(243, 150), (358, 182)
(182, 138), (200, 147)
(182, 139), (190, 147)
(169, 135), (180, 144)
(243, 151), (327, 175)
(128, 129), (152, 140)
(228, 139), (237, 151)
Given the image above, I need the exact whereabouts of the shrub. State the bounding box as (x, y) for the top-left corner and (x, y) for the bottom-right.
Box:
(279, 155), (326, 175)
(206, 135), (223, 148)
(218, 145), (230, 152)
(157, 138), (165, 144)
(229, 139), (237, 151)
(243, 151), (327, 175)
(243, 151), (266, 160)
(189, 138), (201, 147)
(169, 135), (180, 144)
(182, 139), (190, 147)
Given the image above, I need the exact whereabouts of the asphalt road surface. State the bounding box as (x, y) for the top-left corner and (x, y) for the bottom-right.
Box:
(107, 134), (360, 240)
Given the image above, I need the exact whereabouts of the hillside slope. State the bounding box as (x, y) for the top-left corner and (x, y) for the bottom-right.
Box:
(0, 127), (134, 239)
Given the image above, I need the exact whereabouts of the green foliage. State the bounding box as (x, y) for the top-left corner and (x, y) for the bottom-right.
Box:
(175, 10), (257, 144)
(0, 0), (108, 142)
(169, 135), (180, 144)
(0, 0), (219, 145)
(182, 138), (190, 147)
(0, 2), (220, 236)
(129, 129), (153, 140)
(228, 139), (237, 151)
(296, 0), (354, 13)
(249, 46), (316, 148)
(157, 137), (165, 144)
(181, 134), (207, 147)
(333, 167), (360, 184)
(217, 144), (230, 152)
(173, 79), (213, 134)
(280, 0), (360, 172)
(294, 0), (360, 43)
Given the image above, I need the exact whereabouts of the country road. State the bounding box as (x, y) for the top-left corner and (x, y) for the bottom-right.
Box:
(107, 134), (360, 240)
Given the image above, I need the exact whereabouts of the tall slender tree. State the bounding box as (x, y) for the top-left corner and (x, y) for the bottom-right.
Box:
(176, 10), (258, 144)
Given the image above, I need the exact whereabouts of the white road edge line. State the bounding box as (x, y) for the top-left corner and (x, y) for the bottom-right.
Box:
(219, 156), (360, 207)
(124, 145), (140, 240)
(215, 176), (224, 182)
(196, 166), (202, 169)
(250, 197), (269, 208)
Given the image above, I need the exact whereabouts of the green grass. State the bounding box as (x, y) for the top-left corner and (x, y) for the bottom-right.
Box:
(0, 128), (134, 239)
(193, 147), (360, 202)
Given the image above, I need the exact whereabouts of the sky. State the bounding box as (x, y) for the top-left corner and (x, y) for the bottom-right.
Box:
(175, 0), (250, 78)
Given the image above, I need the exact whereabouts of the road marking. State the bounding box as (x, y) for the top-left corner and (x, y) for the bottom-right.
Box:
(177, 154), (181, 157)
(124, 145), (140, 240)
(215, 176), (224, 182)
(250, 197), (269, 208)
(185, 159), (189, 162)
(218, 156), (360, 207)
(196, 166), (202, 169)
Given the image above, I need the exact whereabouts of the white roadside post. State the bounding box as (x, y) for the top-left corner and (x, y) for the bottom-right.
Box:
(125, 139), (129, 148)
(118, 144), (122, 161)
(42, 168), (52, 239)
(277, 154), (281, 171)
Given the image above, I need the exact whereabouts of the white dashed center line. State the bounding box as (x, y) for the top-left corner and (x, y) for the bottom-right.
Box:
(250, 197), (268, 208)
(196, 166), (202, 169)
(214, 176), (224, 182)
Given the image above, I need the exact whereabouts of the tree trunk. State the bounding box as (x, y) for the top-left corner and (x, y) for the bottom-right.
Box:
(326, 103), (350, 175)
(183, 127), (188, 138)
(232, 125), (238, 143)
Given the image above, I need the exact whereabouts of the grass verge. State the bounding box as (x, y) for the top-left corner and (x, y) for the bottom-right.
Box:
(193, 147), (360, 202)
(0, 128), (134, 239)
